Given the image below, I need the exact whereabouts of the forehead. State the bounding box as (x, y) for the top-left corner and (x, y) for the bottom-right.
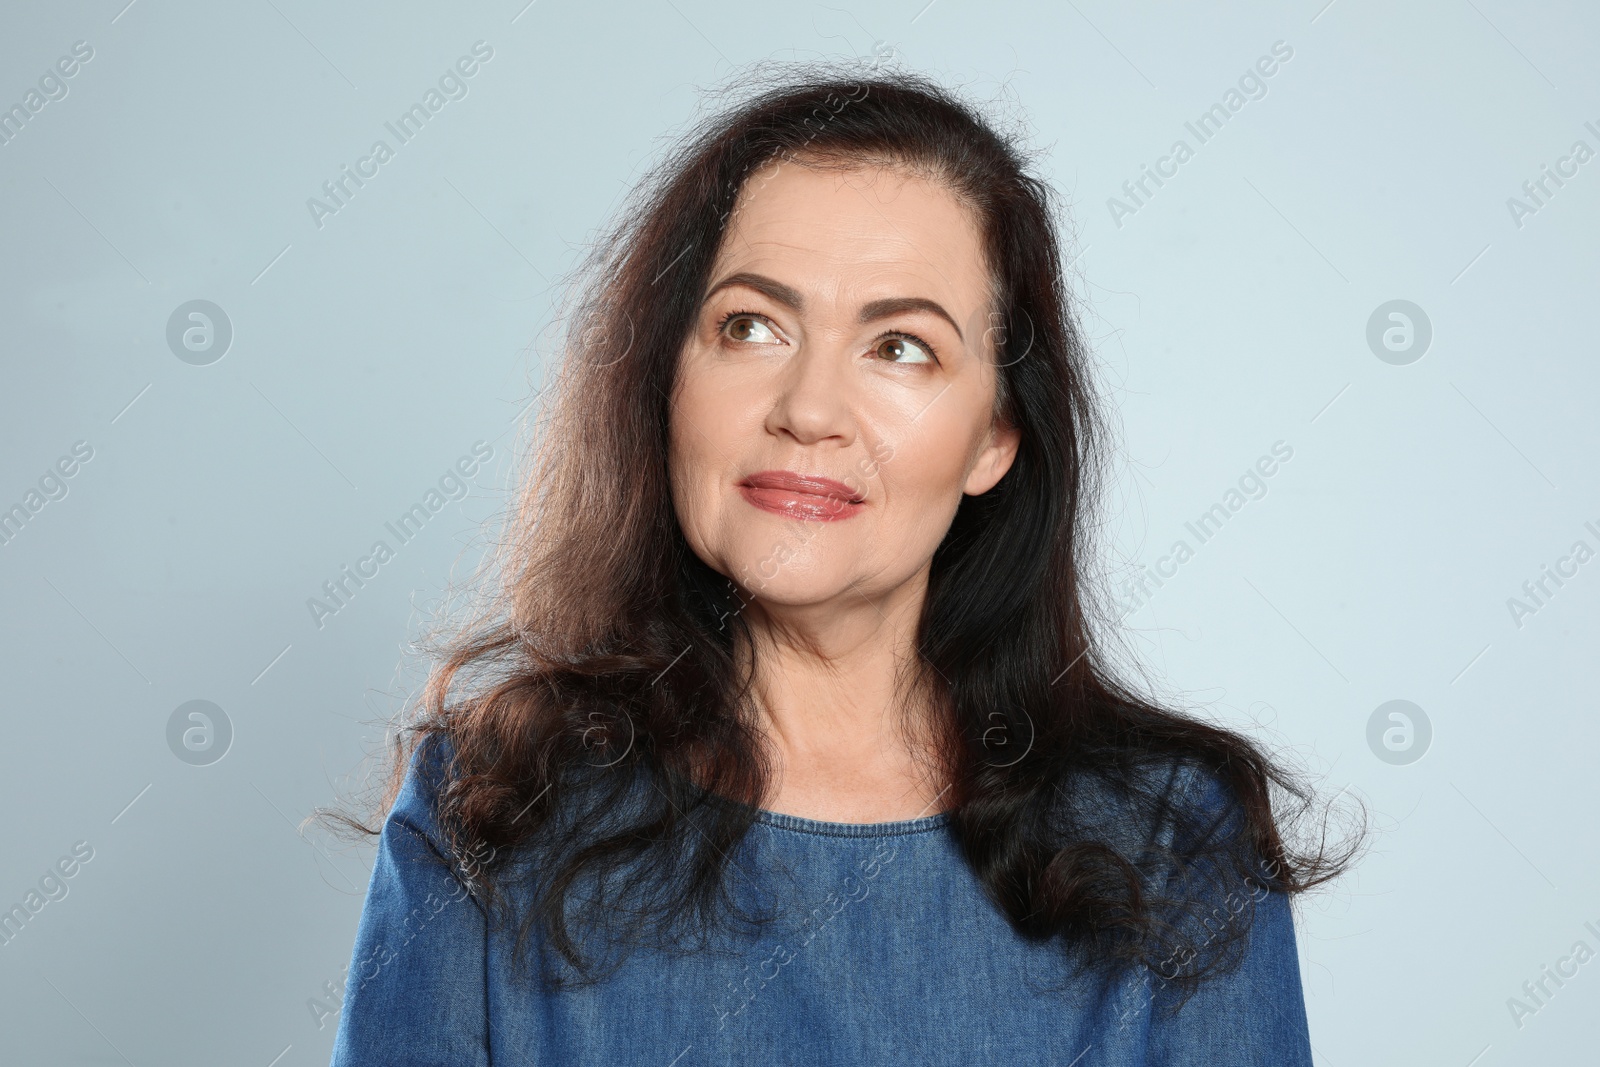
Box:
(710, 161), (990, 312)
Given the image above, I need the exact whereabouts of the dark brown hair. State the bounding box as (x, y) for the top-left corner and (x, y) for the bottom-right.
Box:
(322, 59), (1361, 1006)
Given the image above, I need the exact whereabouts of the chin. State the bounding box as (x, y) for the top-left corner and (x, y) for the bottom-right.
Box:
(730, 560), (853, 604)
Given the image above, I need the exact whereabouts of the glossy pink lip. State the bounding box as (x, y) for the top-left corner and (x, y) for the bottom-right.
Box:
(737, 470), (865, 522)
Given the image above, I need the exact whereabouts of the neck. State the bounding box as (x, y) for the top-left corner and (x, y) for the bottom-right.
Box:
(730, 569), (949, 821)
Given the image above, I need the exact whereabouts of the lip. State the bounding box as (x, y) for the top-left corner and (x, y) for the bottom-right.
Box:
(737, 470), (865, 522)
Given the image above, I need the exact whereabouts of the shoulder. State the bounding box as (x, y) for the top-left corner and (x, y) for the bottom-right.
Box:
(384, 730), (461, 860)
(1147, 758), (1258, 884)
(1051, 756), (1241, 850)
(1047, 754), (1264, 904)
(1145, 759), (1288, 932)
(1164, 759), (1247, 848)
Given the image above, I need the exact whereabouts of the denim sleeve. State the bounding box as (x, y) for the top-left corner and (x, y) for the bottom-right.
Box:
(1145, 885), (1313, 1065)
(1144, 765), (1315, 1066)
(329, 737), (490, 1067)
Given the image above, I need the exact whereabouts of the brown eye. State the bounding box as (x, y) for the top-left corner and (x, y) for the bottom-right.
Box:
(720, 313), (782, 344)
(875, 335), (934, 364)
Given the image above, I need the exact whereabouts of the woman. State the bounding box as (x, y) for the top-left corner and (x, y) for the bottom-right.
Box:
(325, 63), (1357, 1066)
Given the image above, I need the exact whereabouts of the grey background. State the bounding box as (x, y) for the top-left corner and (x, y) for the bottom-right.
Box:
(1, 0), (1595, 1063)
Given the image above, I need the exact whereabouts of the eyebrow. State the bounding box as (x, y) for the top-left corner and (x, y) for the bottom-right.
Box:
(703, 271), (965, 342)
(861, 295), (965, 344)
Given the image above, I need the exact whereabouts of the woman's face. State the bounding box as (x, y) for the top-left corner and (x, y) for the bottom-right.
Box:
(668, 160), (1020, 612)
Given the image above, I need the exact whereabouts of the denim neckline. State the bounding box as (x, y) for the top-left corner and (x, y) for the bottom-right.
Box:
(755, 807), (953, 837)
(662, 766), (954, 837)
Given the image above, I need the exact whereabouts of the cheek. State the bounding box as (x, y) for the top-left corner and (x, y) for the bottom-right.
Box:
(873, 399), (986, 505)
(666, 418), (713, 537)
(667, 371), (741, 545)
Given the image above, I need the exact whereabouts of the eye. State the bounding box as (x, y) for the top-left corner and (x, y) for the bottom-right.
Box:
(873, 332), (938, 365)
(716, 310), (784, 345)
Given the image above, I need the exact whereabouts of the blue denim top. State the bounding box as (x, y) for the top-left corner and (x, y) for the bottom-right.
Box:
(330, 735), (1314, 1065)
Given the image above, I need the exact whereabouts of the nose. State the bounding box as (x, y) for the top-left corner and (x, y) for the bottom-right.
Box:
(764, 338), (857, 447)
